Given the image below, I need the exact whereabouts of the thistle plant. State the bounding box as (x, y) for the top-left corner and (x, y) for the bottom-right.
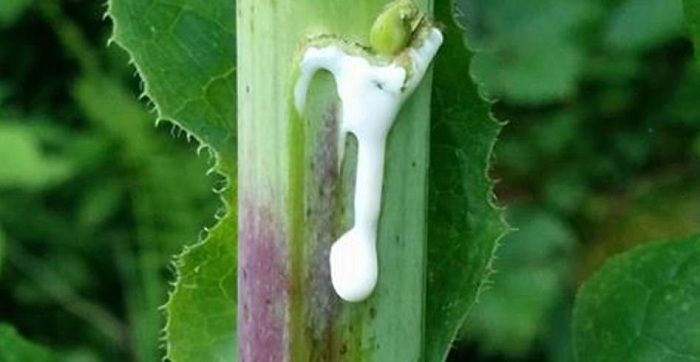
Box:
(103, 0), (700, 361)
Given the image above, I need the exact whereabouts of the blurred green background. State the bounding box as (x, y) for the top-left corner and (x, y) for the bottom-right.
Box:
(0, 0), (698, 361)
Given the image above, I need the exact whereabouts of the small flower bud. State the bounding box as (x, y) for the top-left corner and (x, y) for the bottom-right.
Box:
(369, 0), (420, 55)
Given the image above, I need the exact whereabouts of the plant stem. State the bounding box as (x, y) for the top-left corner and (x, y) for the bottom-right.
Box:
(237, 1), (434, 360)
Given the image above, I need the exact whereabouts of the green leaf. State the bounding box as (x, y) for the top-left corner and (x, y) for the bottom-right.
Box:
(108, 0), (236, 159)
(573, 234), (700, 361)
(0, 324), (59, 362)
(107, 0), (237, 360)
(425, 1), (509, 360)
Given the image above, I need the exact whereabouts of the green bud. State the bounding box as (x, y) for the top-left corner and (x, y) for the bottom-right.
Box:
(369, 0), (421, 55)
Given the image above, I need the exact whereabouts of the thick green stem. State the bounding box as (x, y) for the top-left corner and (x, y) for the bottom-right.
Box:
(237, 1), (433, 360)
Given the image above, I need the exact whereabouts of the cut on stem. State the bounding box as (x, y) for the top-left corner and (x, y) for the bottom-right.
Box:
(237, 0), (434, 360)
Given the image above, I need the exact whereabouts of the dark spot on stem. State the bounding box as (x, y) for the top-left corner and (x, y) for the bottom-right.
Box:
(305, 102), (343, 358)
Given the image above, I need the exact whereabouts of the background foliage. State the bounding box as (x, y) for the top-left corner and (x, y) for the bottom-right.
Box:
(0, 2), (217, 361)
(0, 0), (698, 361)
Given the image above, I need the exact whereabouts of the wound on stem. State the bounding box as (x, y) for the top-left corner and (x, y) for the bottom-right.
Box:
(294, 3), (443, 303)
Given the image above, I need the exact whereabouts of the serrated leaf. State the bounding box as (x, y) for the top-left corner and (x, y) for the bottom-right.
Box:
(107, 0), (237, 360)
(108, 0), (236, 159)
(573, 234), (700, 361)
(425, 1), (509, 360)
(163, 187), (237, 361)
(0, 324), (59, 362)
